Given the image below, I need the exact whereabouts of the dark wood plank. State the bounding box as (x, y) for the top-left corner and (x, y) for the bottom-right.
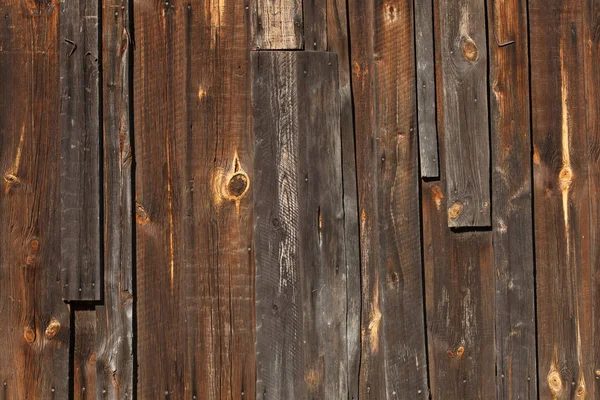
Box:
(437, 0), (491, 227)
(74, 309), (98, 399)
(96, 0), (134, 396)
(529, 0), (594, 397)
(0, 0), (70, 397)
(347, 0), (429, 397)
(59, 0), (102, 300)
(253, 51), (347, 399)
(302, 1), (361, 396)
(251, 0), (303, 49)
(487, 0), (537, 398)
(423, 2), (495, 396)
(415, 0), (439, 178)
(134, 0), (255, 397)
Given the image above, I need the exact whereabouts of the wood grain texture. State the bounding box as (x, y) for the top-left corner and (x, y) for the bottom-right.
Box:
(423, 3), (495, 396)
(415, 0), (439, 178)
(73, 309), (98, 399)
(251, 0), (303, 49)
(134, 0), (255, 397)
(96, 0), (134, 396)
(437, 0), (491, 227)
(530, 0), (594, 397)
(347, 0), (429, 397)
(0, 0), (70, 397)
(253, 51), (347, 399)
(59, 0), (102, 300)
(487, 0), (537, 398)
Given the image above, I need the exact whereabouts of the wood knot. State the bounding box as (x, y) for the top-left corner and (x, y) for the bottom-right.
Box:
(88, 352), (97, 365)
(430, 186), (445, 210)
(23, 326), (35, 343)
(226, 173), (249, 199)
(44, 319), (61, 340)
(446, 349), (455, 358)
(456, 346), (465, 359)
(29, 239), (39, 252)
(135, 202), (149, 224)
(547, 370), (563, 395)
(559, 166), (573, 191)
(461, 37), (478, 61)
(385, 4), (397, 22)
(448, 202), (463, 220)
(3, 173), (19, 185)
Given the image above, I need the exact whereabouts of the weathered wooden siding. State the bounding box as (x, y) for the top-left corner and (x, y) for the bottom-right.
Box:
(1, 0), (599, 398)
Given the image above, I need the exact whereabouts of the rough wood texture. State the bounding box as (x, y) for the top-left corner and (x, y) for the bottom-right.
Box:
(251, 0), (303, 49)
(347, 0), (429, 397)
(415, 0), (439, 178)
(487, 0), (537, 398)
(59, 0), (102, 300)
(73, 309), (98, 399)
(134, 0), (255, 397)
(253, 51), (347, 399)
(96, 0), (134, 396)
(0, 0), (70, 397)
(530, 0), (595, 397)
(437, 0), (491, 227)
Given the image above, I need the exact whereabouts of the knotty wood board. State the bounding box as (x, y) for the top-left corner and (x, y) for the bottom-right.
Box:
(252, 51), (347, 399)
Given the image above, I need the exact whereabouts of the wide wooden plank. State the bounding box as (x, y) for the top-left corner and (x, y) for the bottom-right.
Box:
(415, 0), (439, 178)
(0, 0), (70, 397)
(529, 0), (594, 397)
(59, 0), (102, 300)
(251, 0), (303, 49)
(347, 0), (429, 397)
(73, 309), (98, 399)
(302, 1), (361, 396)
(134, 0), (255, 397)
(96, 0), (134, 396)
(487, 0), (537, 398)
(437, 0), (491, 227)
(253, 51), (347, 399)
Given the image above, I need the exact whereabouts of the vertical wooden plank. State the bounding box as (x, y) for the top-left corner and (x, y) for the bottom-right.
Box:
(415, 0), (439, 178)
(302, 1), (362, 396)
(487, 0), (537, 398)
(529, 0), (594, 397)
(59, 0), (102, 300)
(0, 0), (70, 397)
(251, 0), (303, 49)
(96, 0), (134, 396)
(74, 309), (98, 399)
(423, 1), (495, 396)
(437, 0), (491, 227)
(347, 0), (429, 397)
(253, 51), (347, 399)
(134, 0), (255, 397)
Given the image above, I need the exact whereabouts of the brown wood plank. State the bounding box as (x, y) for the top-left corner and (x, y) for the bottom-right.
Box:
(134, 0), (255, 397)
(59, 0), (102, 300)
(302, 1), (361, 396)
(253, 51), (347, 399)
(251, 0), (303, 49)
(73, 309), (98, 399)
(96, 0), (134, 396)
(415, 0), (439, 178)
(423, 2), (495, 396)
(529, 0), (594, 397)
(347, 0), (429, 397)
(0, 0), (70, 397)
(487, 0), (538, 399)
(437, 0), (491, 227)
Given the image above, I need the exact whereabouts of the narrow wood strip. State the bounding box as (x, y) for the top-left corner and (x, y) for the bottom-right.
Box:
(59, 0), (102, 300)
(251, 0), (303, 49)
(74, 309), (98, 399)
(253, 51), (347, 399)
(437, 0), (491, 227)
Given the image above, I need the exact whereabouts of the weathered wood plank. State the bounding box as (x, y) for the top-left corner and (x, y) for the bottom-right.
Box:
(134, 0), (255, 397)
(529, 0), (594, 397)
(59, 0), (102, 300)
(415, 0), (439, 178)
(302, 1), (361, 396)
(251, 0), (303, 49)
(437, 0), (491, 227)
(73, 309), (98, 399)
(487, 0), (537, 398)
(253, 51), (347, 399)
(0, 0), (70, 397)
(96, 0), (134, 396)
(347, 0), (429, 397)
